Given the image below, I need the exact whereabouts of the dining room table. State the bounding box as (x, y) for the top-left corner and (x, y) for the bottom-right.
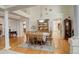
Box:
(26, 31), (50, 45)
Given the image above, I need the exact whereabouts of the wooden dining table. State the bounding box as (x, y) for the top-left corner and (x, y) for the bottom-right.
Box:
(26, 31), (50, 45)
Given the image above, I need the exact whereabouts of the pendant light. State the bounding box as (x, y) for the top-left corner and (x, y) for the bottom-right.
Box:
(39, 6), (44, 23)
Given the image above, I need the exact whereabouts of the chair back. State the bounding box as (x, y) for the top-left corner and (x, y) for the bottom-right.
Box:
(36, 32), (43, 41)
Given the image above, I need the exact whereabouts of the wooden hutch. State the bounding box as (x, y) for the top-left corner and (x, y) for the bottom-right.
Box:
(38, 19), (49, 32)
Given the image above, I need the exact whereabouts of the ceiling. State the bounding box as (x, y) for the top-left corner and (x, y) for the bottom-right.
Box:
(0, 5), (15, 9)
(0, 5), (35, 20)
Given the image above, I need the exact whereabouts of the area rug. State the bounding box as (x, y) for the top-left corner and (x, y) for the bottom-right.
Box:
(18, 43), (55, 52)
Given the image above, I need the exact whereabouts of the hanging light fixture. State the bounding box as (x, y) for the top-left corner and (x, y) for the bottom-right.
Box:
(39, 6), (44, 23)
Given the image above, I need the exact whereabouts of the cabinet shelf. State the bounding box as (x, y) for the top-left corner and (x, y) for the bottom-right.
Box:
(38, 19), (49, 32)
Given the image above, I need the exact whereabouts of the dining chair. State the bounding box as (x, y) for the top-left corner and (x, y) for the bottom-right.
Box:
(36, 32), (43, 45)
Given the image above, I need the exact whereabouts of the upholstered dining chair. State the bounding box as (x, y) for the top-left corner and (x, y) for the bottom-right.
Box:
(36, 32), (43, 45)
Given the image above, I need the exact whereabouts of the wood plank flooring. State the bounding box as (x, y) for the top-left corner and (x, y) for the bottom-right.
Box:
(0, 37), (5, 49)
(0, 37), (70, 54)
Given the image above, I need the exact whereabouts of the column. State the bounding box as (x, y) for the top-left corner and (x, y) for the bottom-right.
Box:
(16, 20), (20, 37)
(70, 5), (79, 54)
(74, 5), (79, 37)
(4, 10), (10, 49)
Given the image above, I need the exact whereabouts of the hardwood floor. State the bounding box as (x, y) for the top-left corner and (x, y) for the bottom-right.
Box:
(0, 37), (70, 54)
(0, 37), (5, 49)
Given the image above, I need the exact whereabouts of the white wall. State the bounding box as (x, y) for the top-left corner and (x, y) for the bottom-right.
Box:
(28, 6), (41, 31)
(0, 17), (24, 37)
(0, 5), (75, 38)
(26, 5), (74, 32)
(9, 19), (25, 37)
(9, 19), (17, 31)
(0, 18), (3, 24)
